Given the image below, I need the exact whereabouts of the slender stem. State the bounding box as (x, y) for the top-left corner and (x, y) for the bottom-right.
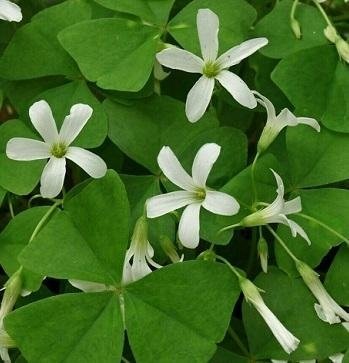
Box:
(215, 255), (242, 279)
(121, 357), (131, 363)
(298, 213), (349, 246)
(227, 326), (250, 357)
(312, 0), (333, 27)
(7, 195), (14, 219)
(251, 152), (260, 204)
(290, 0), (299, 22)
(219, 223), (241, 233)
(266, 225), (299, 263)
(29, 200), (62, 243)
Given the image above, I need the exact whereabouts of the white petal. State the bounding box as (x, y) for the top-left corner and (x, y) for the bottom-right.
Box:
(69, 280), (110, 292)
(277, 108), (298, 126)
(156, 47), (204, 73)
(297, 117), (321, 132)
(40, 157), (66, 198)
(59, 104), (93, 145)
(191, 143), (220, 187)
(202, 190), (240, 216)
(252, 91), (277, 120)
(157, 146), (196, 191)
(197, 9), (219, 62)
(217, 38), (268, 69)
(216, 70), (257, 109)
(6, 138), (50, 160)
(287, 219), (311, 245)
(284, 196), (302, 215)
(0, 0), (22, 22)
(314, 303), (341, 324)
(146, 191), (197, 218)
(270, 169), (285, 196)
(329, 353), (344, 363)
(29, 100), (59, 143)
(65, 146), (107, 178)
(185, 75), (215, 122)
(178, 203), (201, 249)
(0, 347), (10, 363)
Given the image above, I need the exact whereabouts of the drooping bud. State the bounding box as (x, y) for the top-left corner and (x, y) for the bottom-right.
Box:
(258, 237), (269, 273)
(324, 25), (349, 64)
(160, 235), (183, 263)
(197, 249), (216, 262)
(291, 18), (302, 39)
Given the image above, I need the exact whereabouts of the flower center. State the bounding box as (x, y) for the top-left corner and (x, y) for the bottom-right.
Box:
(202, 61), (220, 78)
(50, 142), (68, 158)
(196, 188), (206, 201)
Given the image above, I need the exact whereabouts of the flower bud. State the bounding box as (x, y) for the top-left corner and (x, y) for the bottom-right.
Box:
(291, 18), (302, 39)
(160, 236), (182, 263)
(258, 237), (269, 273)
(197, 250), (216, 262)
(0, 270), (22, 319)
(324, 25), (339, 43)
(323, 25), (349, 64)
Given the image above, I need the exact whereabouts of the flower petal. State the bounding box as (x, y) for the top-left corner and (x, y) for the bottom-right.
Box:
(59, 104), (93, 145)
(297, 117), (321, 132)
(270, 169), (285, 196)
(29, 100), (58, 143)
(186, 75), (215, 122)
(217, 38), (268, 69)
(40, 157), (66, 198)
(0, 0), (22, 22)
(146, 191), (197, 218)
(6, 138), (50, 160)
(192, 143), (221, 187)
(156, 47), (204, 73)
(65, 146), (107, 178)
(277, 108), (298, 126)
(178, 203), (202, 248)
(197, 9), (219, 62)
(284, 196), (302, 215)
(157, 146), (196, 190)
(216, 70), (257, 109)
(287, 219), (311, 245)
(69, 280), (110, 292)
(202, 190), (240, 216)
(252, 91), (277, 120)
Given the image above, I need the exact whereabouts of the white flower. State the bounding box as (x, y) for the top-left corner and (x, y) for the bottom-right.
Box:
(146, 143), (240, 248)
(122, 216), (162, 285)
(0, 0), (21, 22)
(253, 91), (320, 153)
(296, 260), (349, 324)
(156, 8), (268, 122)
(240, 277), (300, 354)
(329, 354), (344, 363)
(241, 169), (311, 244)
(6, 100), (107, 198)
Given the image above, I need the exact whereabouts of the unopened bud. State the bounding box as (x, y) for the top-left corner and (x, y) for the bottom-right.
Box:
(197, 250), (216, 262)
(258, 237), (269, 273)
(160, 236), (182, 263)
(324, 25), (339, 43)
(336, 38), (349, 64)
(291, 19), (302, 39)
(0, 269), (22, 318)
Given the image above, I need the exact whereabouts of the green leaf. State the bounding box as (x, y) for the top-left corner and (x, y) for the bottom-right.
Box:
(19, 171), (130, 285)
(0, 0), (91, 80)
(29, 81), (108, 148)
(59, 18), (159, 92)
(286, 125), (349, 188)
(169, 0), (257, 56)
(94, 0), (175, 24)
(254, 0), (327, 59)
(0, 207), (50, 292)
(272, 46), (349, 133)
(275, 188), (349, 275)
(0, 120), (44, 195)
(325, 246), (349, 306)
(105, 95), (217, 173)
(243, 268), (349, 360)
(125, 260), (240, 363)
(5, 292), (124, 363)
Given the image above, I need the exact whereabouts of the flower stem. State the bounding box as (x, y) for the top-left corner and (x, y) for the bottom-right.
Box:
(227, 326), (250, 357)
(219, 223), (241, 234)
(312, 0), (333, 27)
(266, 225), (299, 263)
(215, 255), (243, 279)
(297, 212), (349, 246)
(7, 195), (14, 219)
(251, 152), (260, 205)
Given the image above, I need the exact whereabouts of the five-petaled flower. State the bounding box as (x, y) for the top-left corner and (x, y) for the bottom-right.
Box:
(156, 8), (268, 122)
(122, 216), (162, 284)
(6, 100), (107, 198)
(296, 260), (349, 324)
(146, 143), (240, 249)
(253, 91), (320, 153)
(238, 169), (311, 244)
(0, 0), (21, 22)
(239, 276), (300, 354)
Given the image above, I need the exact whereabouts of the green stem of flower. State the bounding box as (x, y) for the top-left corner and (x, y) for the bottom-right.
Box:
(227, 326), (250, 357)
(219, 223), (241, 234)
(7, 195), (14, 219)
(121, 357), (131, 363)
(290, 0), (299, 21)
(266, 225), (299, 263)
(298, 212), (349, 246)
(29, 200), (62, 243)
(312, 0), (333, 27)
(215, 255), (243, 279)
(251, 152), (260, 205)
